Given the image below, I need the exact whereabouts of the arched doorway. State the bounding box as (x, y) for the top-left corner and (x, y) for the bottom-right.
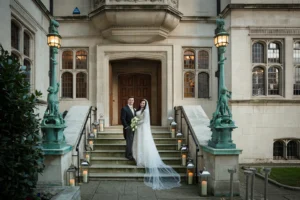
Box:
(110, 59), (161, 126)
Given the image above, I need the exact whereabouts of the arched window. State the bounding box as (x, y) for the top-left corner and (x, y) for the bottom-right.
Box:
(184, 72), (195, 97)
(11, 52), (19, 62)
(184, 50), (195, 69)
(294, 67), (300, 95)
(268, 67), (280, 95)
(62, 51), (73, 69)
(252, 42), (264, 63)
(23, 59), (31, 84)
(268, 42), (280, 63)
(76, 50), (87, 69)
(198, 72), (209, 98)
(11, 21), (19, 50)
(273, 141), (284, 160)
(198, 50), (209, 69)
(76, 72), (87, 98)
(252, 67), (265, 96)
(287, 141), (298, 159)
(62, 72), (73, 98)
(24, 32), (30, 56)
(294, 42), (300, 63)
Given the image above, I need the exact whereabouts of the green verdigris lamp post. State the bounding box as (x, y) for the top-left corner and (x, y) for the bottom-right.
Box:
(41, 20), (71, 154)
(208, 18), (237, 149)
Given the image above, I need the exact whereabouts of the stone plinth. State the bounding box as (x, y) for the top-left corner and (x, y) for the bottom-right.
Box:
(202, 145), (242, 197)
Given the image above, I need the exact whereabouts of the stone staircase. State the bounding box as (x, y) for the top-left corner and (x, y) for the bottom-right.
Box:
(87, 127), (186, 180)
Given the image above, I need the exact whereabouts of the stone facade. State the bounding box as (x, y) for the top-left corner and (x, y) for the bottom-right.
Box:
(1, 0), (300, 163)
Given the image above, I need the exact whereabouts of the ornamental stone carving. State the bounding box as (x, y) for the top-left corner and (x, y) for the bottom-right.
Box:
(90, 0), (182, 43)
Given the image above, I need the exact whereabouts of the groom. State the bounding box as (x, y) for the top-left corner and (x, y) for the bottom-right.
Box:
(120, 96), (135, 161)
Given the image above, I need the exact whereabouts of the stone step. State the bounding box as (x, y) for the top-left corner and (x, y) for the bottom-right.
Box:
(91, 138), (185, 145)
(88, 164), (186, 173)
(91, 156), (181, 165)
(92, 144), (180, 150)
(91, 150), (181, 157)
(89, 172), (186, 181)
(96, 132), (172, 139)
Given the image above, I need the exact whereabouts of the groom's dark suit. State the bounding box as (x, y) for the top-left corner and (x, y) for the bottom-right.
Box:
(120, 105), (135, 160)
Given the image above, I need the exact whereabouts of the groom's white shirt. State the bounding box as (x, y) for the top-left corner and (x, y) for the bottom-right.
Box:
(128, 104), (134, 115)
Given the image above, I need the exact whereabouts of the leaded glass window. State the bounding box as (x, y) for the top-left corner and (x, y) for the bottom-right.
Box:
(293, 42), (300, 63)
(273, 141), (284, 160)
(287, 141), (298, 159)
(268, 43), (280, 63)
(76, 72), (87, 98)
(252, 42), (264, 63)
(23, 59), (31, 84)
(184, 72), (195, 97)
(294, 67), (300, 95)
(11, 21), (19, 50)
(24, 32), (30, 56)
(76, 50), (87, 69)
(62, 51), (73, 69)
(268, 67), (280, 95)
(198, 72), (209, 98)
(198, 50), (209, 69)
(252, 67), (265, 96)
(184, 50), (195, 69)
(11, 52), (19, 62)
(62, 72), (73, 98)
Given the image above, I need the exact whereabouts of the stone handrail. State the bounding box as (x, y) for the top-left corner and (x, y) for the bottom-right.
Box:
(93, 0), (178, 9)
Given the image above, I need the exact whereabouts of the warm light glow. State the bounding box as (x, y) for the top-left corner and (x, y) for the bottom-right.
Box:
(47, 34), (61, 48)
(214, 34), (229, 48)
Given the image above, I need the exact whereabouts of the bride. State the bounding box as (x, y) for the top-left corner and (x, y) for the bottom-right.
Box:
(132, 99), (181, 190)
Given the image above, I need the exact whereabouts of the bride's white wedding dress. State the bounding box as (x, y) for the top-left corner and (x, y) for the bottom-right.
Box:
(132, 100), (181, 190)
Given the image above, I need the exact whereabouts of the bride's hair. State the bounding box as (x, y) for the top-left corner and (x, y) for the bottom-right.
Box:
(137, 99), (147, 113)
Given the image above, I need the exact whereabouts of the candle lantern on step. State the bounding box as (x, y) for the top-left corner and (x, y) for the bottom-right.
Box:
(99, 114), (105, 132)
(80, 159), (89, 183)
(66, 164), (77, 186)
(186, 158), (195, 185)
(170, 121), (177, 138)
(198, 168), (210, 197)
(180, 144), (188, 166)
(88, 140), (94, 151)
(92, 121), (100, 138)
(168, 116), (173, 132)
(176, 130), (183, 138)
(85, 151), (91, 164)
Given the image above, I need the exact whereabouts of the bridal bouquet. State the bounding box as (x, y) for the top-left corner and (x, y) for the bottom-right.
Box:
(131, 117), (139, 131)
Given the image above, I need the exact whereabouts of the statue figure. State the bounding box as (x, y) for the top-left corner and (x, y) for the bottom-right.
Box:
(45, 82), (60, 116)
(49, 19), (60, 35)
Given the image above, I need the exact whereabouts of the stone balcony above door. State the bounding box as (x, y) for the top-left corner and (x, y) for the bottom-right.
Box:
(90, 0), (182, 43)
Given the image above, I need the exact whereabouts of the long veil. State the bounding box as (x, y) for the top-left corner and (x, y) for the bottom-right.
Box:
(142, 100), (181, 190)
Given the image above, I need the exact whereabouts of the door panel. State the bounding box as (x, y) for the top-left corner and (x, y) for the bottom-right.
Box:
(118, 73), (151, 124)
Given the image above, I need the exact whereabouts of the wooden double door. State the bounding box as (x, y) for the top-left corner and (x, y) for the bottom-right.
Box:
(118, 73), (152, 124)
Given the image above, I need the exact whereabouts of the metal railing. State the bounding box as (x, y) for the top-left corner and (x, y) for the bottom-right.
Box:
(75, 106), (97, 183)
(174, 106), (200, 182)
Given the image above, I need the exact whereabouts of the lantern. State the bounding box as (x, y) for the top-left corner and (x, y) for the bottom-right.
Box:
(81, 159), (89, 183)
(180, 144), (188, 166)
(66, 164), (77, 186)
(47, 34), (61, 48)
(89, 140), (94, 151)
(198, 168), (210, 196)
(170, 121), (177, 138)
(92, 121), (99, 137)
(176, 130), (183, 138)
(99, 115), (105, 132)
(186, 158), (195, 185)
(88, 130), (95, 139)
(168, 116), (173, 132)
(177, 139), (182, 150)
(85, 151), (91, 164)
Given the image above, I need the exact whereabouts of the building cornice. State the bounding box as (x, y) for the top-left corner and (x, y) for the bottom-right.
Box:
(221, 4), (300, 17)
(230, 99), (300, 105)
(32, 0), (52, 20)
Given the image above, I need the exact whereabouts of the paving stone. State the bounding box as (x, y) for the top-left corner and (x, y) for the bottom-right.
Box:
(96, 181), (125, 194)
(155, 188), (199, 199)
(81, 194), (94, 200)
(92, 193), (119, 200)
(119, 193), (138, 200)
(137, 186), (157, 198)
(80, 181), (100, 194)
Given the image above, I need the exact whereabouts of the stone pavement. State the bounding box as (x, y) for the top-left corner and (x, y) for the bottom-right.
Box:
(80, 169), (300, 200)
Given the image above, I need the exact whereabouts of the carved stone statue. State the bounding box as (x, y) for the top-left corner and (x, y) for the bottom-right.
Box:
(45, 83), (59, 116)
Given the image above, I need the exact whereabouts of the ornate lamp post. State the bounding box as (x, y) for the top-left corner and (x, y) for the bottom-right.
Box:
(41, 20), (69, 153)
(208, 18), (237, 149)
